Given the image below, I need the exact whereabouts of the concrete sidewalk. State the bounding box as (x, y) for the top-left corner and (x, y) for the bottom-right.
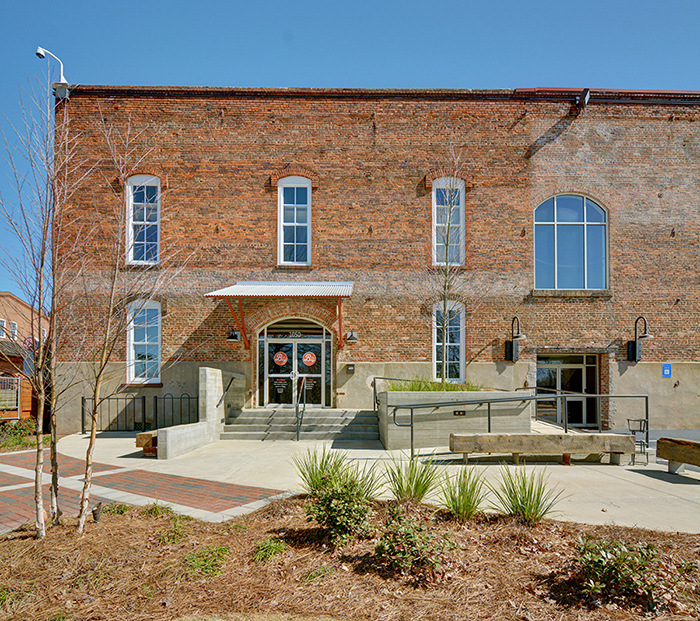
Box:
(54, 432), (700, 534)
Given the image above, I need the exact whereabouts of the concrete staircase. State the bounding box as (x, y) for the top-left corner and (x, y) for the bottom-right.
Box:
(221, 408), (379, 443)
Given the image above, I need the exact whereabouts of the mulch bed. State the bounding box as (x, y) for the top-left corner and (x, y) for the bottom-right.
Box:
(0, 497), (698, 621)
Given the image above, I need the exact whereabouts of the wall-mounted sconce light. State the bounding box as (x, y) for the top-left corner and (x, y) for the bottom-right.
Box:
(505, 316), (527, 362)
(345, 331), (358, 344)
(627, 316), (653, 362)
(227, 329), (241, 342)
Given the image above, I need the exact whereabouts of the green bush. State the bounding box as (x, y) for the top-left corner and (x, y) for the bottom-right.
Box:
(183, 545), (230, 577)
(440, 467), (486, 522)
(306, 475), (371, 546)
(488, 465), (563, 525)
(292, 446), (351, 495)
(375, 506), (451, 577)
(140, 503), (175, 518)
(253, 536), (289, 563)
(0, 419), (46, 449)
(293, 447), (381, 500)
(575, 536), (695, 610)
(102, 503), (131, 515)
(386, 377), (482, 392)
(384, 456), (440, 504)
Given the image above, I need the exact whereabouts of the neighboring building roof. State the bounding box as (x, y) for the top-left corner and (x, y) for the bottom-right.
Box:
(205, 282), (354, 299)
(0, 340), (25, 359)
(67, 85), (700, 105)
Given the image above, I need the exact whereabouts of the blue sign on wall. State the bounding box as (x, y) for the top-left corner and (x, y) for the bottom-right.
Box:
(662, 364), (672, 378)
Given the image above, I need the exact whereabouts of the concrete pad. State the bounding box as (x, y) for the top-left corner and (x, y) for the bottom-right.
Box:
(57, 433), (700, 533)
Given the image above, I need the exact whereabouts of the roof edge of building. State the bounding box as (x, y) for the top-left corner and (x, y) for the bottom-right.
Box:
(62, 85), (700, 104)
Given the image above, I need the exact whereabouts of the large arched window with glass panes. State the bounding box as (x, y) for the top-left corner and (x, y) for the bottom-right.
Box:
(534, 194), (608, 290)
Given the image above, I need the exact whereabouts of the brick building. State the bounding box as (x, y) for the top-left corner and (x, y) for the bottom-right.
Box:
(56, 86), (699, 435)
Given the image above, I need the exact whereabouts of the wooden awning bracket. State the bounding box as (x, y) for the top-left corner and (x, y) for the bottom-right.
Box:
(224, 297), (251, 350)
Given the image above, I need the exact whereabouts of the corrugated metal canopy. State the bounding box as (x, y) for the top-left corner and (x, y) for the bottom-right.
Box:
(205, 281), (354, 298)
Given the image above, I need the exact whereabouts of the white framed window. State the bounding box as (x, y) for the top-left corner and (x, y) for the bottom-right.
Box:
(9, 322), (17, 340)
(126, 175), (160, 265)
(126, 300), (161, 383)
(432, 177), (465, 266)
(41, 328), (47, 340)
(433, 301), (465, 382)
(0, 320), (5, 338)
(278, 176), (311, 265)
(534, 194), (608, 289)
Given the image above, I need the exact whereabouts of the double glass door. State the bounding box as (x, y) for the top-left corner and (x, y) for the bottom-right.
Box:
(536, 355), (598, 428)
(266, 340), (324, 406)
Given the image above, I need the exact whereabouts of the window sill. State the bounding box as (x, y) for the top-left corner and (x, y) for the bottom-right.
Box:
(120, 382), (163, 390)
(125, 262), (160, 271)
(530, 289), (612, 299)
(274, 264), (313, 271)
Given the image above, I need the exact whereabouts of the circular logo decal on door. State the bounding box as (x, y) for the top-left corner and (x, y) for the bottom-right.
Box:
(273, 352), (288, 366)
(302, 352), (317, 366)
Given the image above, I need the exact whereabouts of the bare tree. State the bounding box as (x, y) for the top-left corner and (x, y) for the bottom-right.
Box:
(0, 72), (92, 537)
(71, 109), (189, 534)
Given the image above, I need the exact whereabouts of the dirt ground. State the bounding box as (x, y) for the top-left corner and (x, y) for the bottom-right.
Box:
(0, 497), (698, 621)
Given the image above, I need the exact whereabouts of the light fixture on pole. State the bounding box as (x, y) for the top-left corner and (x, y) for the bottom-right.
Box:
(345, 331), (358, 344)
(505, 316), (526, 362)
(35, 46), (70, 98)
(627, 316), (653, 362)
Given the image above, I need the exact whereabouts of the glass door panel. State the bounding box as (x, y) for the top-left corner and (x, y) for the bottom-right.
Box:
(536, 367), (558, 424)
(297, 342), (322, 405)
(268, 342), (293, 405)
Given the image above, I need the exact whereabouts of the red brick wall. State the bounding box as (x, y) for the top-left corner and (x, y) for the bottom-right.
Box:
(56, 88), (700, 377)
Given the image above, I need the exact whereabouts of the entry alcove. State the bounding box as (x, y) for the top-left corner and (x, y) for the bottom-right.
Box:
(257, 318), (333, 407)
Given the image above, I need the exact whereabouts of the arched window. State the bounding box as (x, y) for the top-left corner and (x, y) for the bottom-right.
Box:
(127, 300), (161, 383)
(534, 194), (607, 289)
(432, 177), (465, 266)
(433, 301), (465, 382)
(126, 175), (160, 265)
(278, 176), (312, 266)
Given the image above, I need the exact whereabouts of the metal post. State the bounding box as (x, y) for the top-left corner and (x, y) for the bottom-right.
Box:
(487, 402), (492, 433)
(598, 395), (602, 433)
(410, 408), (415, 460)
(154, 396), (159, 430)
(644, 396), (649, 448)
(563, 395), (568, 433)
(81, 396), (86, 434)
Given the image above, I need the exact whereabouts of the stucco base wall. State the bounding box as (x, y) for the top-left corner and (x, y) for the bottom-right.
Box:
(378, 390), (534, 450)
(611, 362), (699, 431)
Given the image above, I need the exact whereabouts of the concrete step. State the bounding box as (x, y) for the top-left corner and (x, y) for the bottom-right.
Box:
(221, 407), (379, 442)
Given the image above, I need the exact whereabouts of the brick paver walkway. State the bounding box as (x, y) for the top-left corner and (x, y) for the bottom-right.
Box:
(0, 449), (285, 533)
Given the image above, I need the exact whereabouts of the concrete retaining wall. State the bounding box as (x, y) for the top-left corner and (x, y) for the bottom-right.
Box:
(377, 390), (533, 450)
(157, 366), (227, 459)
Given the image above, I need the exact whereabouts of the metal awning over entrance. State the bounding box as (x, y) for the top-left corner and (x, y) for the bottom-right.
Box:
(204, 281), (354, 350)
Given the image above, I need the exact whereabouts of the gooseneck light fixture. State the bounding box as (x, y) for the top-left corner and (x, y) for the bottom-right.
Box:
(505, 316), (527, 362)
(627, 316), (653, 362)
(35, 46), (70, 99)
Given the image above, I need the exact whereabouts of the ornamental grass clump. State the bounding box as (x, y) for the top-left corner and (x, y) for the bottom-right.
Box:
(387, 377), (482, 392)
(384, 455), (440, 504)
(440, 467), (486, 522)
(488, 465), (563, 525)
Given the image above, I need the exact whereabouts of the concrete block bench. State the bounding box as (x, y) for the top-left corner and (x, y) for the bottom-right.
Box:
(135, 430), (158, 457)
(657, 437), (700, 474)
(449, 432), (635, 465)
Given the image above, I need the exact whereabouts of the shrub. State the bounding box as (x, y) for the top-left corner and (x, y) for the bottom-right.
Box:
(375, 506), (451, 577)
(575, 536), (695, 610)
(140, 503), (175, 518)
(102, 503), (131, 515)
(292, 446), (351, 495)
(384, 455), (440, 504)
(306, 475), (371, 546)
(386, 377), (482, 392)
(440, 467), (486, 522)
(183, 545), (230, 577)
(253, 536), (289, 563)
(488, 465), (563, 525)
(293, 447), (381, 500)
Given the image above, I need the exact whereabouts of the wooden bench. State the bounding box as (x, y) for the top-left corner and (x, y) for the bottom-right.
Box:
(135, 430), (158, 457)
(656, 437), (700, 474)
(449, 432), (635, 465)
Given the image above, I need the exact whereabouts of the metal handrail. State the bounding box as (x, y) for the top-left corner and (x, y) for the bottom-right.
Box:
(372, 376), (422, 412)
(295, 376), (308, 441)
(388, 391), (649, 458)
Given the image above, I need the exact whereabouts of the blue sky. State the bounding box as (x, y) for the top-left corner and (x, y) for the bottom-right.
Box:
(0, 0), (698, 298)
